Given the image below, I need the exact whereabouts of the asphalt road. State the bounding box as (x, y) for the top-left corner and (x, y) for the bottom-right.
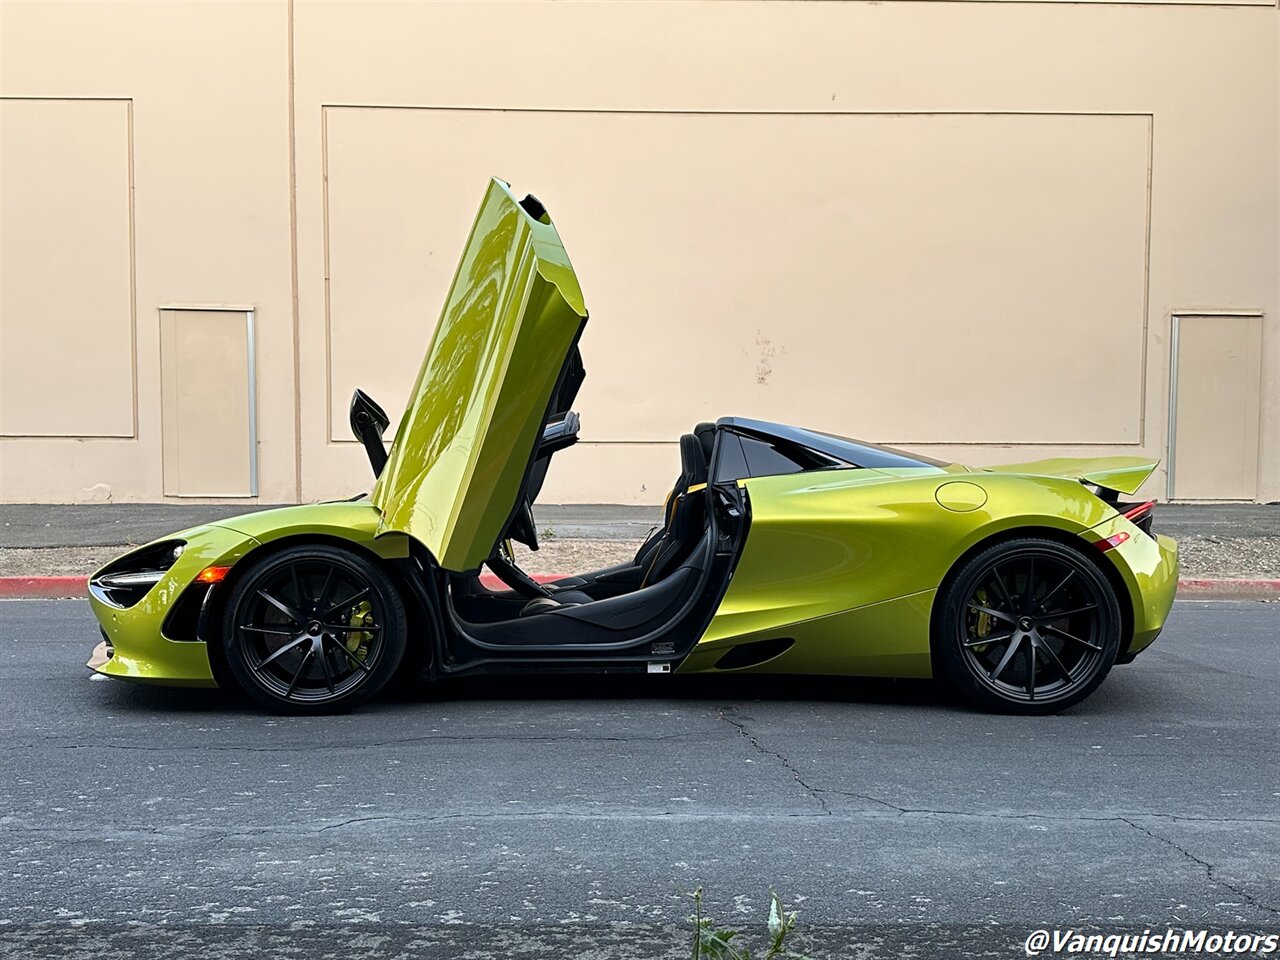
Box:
(1, 600), (1277, 958)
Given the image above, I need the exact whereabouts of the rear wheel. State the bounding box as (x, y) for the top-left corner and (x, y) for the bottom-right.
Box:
(221, 544), (407, 713)
(935, 537), (1121, 714)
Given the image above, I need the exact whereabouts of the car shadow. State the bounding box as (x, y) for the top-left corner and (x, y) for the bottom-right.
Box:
(390, 672), (952, 709)
(88, 667), (956, 716)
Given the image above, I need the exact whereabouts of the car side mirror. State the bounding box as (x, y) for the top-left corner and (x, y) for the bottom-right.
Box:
(349, 389), (390, 478)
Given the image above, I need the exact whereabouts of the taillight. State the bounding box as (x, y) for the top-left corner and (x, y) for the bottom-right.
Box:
(1096, 531), (1130, 552)
(1117, 499), (1156, 537)
(1122, 500), (1155, 522)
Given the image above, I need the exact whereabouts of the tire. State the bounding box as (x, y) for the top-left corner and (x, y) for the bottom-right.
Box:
(221, 544), (408, 714)
(934, 537), (1122, 714)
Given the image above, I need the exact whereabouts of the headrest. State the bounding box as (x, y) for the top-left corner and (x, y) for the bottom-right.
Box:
(679, 433), (708, 486)
(693, 422), (716, 466)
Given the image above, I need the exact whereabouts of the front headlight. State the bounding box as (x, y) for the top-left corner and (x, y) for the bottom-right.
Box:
(90, 539), (187, 608)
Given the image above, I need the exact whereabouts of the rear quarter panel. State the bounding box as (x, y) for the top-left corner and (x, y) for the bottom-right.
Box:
(680, 468), (1117, 677)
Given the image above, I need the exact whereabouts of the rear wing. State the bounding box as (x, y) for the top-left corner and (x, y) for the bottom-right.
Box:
(981, 457), (1159, 496)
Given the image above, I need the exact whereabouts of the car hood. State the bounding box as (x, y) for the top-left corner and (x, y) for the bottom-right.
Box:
(371, 179), (587, 572)
(978, 456), (1159, 495)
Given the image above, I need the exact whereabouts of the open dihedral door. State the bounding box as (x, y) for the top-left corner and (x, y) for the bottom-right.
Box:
(372, 179), (588, 572)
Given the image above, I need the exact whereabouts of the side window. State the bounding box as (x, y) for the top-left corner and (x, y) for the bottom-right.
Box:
(715, 432), (812, 481)
(740, 436), (807, 478)
(713, 433), (750, 482)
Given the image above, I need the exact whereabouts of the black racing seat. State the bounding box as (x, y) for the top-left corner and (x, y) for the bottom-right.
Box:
(525, 424), (716, 616)
(636, 426), (715, 564)
(638, 433), (708, 586)
(524, 432), (711, 617)
(634, 432), (705, 571)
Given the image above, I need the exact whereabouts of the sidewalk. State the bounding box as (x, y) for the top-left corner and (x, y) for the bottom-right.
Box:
(3, 501), (1278, 597)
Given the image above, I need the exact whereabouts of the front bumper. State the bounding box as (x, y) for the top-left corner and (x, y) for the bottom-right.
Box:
(87, 524), (258, 686)
(1082, 516), (1179, 661)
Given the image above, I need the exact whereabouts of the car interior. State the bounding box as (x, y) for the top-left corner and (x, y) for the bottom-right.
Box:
(347, 349), (933, 663)
(349, 352), (747, 661)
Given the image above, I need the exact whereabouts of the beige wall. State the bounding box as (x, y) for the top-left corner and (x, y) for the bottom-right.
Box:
(2, 0), (1276, 505)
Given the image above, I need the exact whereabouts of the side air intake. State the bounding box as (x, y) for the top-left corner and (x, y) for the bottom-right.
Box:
(714, 637), (795, 671)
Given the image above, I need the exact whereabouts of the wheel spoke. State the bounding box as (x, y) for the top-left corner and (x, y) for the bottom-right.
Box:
(1039, 639), (1074, 684)
(1043, 623), (1102, 652)
(285, 647), (313, 698)
(989, 565), (1016, 612)
(240, 624), (295, 637)
(321, 622), (382, 634)
(1039, 603), (1097, 620)
(316, 641), (335, 694)
(964, 631), (1013, 648)
(989, 635), (1023, 680)
(317, 565), (336, 610)
(257, 589), (302, 625)
(1026, 641), (1037, 700)
(259, 634), (308, 669)
(1036, 569), (1075, 612)
(1021, 558), (1036, 614)
(968, 603), (1016, 625)
(326, 635), (371, 673)
(323, 587), (370, 619)
(291, 563), (307, 610)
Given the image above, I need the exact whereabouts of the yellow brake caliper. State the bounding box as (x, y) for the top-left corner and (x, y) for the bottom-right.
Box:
(345, 599), (375, 662)
(973, 587), (995, 647)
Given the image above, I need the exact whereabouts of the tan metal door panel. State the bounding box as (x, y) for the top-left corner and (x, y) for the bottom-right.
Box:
(1169, 314), (1264, 500)
(160, 309), (257, 497)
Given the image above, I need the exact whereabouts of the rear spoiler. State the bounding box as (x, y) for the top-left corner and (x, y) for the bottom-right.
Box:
(980, 457), (1159, 496)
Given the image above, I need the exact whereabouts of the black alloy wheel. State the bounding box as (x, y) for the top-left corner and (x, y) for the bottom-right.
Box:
(935, 538), (1122, 714)
(222, 544), (407, 713)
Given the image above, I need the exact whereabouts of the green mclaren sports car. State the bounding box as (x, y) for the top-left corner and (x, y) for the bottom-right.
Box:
(87, 178), (1178, 714)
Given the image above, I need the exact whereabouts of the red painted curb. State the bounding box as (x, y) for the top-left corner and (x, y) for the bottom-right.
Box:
(1176, 578), (1280, 601)
(0, 576), (87, 599)
(2, 574), (1278, 601)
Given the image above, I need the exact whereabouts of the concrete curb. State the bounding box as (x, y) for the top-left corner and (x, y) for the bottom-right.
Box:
(3, 574), (1278, 601)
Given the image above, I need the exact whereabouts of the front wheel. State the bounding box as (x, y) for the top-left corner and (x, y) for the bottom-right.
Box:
(221, 544), (407, 713)
(934, 537), (1122, 714)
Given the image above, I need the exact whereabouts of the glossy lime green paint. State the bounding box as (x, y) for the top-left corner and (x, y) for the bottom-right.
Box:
(373, 178), (587, 573)
(935, 480), (988, 512)
(87, 501), (412, 686)
(213, 500), (410, 561)
(681, 589), (937, 678)
(1080, 518), (1180, 655)
(681, 461), (1177, 678)
(87, 524), (251, 686)
(980, 457), (1159, 496)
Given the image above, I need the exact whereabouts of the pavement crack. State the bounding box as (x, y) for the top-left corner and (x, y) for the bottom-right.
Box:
(812, 787), (910, 813)
(715, 706), (830, 815)
(807, 795), (1280, 828)
(1119, 817), (1280, 917)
